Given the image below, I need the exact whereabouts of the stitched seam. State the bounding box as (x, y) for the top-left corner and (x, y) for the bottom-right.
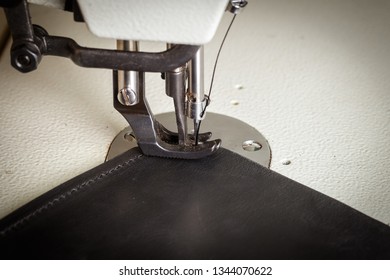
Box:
(0, 154), (144, 237)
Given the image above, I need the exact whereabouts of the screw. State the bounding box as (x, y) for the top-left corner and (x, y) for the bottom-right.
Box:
(16, 54), (31, 67)
(242, 140), (262, 151)
(118, 88), (138, 106)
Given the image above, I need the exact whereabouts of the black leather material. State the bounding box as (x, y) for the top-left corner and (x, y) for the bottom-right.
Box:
(1, 148), (390, 259)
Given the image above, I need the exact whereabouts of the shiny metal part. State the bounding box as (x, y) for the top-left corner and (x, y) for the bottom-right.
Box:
(117, 40), (139, 106)
(114, 44), (221, 159)
(188, 46), (205, 103)
(118, 88), (138, 106)
(187, 46), (206, 121)
(106, 112), (271, 168)
(114, 71), (221, 159)
(186, 46), (209, 141)
(166, 66), (188, 146)
(242, 140), (262, 151)
(186, 96), (208, 121)
(227, 0), (248, 14)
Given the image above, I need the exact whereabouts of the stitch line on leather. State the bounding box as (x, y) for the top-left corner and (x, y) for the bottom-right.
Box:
(0, 154), (144, 237)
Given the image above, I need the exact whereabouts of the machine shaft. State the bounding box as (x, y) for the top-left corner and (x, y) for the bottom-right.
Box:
(116, 40), (140, 106)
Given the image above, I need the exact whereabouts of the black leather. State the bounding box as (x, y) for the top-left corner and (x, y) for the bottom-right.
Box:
(1, 148), (390, 259)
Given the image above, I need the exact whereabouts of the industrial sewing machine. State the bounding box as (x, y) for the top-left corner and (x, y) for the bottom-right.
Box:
(1, 0), (390, 260)
(1, 0), (255, 160)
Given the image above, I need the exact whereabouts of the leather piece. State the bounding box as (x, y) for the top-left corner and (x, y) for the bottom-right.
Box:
(0, 148), (390, 259)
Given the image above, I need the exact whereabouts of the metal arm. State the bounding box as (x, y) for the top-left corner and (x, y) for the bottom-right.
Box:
(43, 36), (200, 72)
(3, 0), (201, 73)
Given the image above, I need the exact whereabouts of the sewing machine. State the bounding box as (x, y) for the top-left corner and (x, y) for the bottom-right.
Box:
(1, 0), (247, 159)
(1, 0), (390, 259)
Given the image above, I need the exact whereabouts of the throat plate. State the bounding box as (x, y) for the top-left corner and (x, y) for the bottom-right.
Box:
(106, 112), (271, 167)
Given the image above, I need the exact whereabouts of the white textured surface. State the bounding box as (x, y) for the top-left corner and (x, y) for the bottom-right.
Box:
(1, 1), (390, 225)
(77, 0), (228, 44)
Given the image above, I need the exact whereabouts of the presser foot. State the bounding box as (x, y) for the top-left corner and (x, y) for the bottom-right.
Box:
(138, 121), (221, 159)
(114, 71), (221, 159)
(138, 140), (222, 160)
(114, 109), (221, 159)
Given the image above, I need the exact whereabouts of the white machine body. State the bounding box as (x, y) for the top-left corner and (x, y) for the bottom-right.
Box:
(30, 0), (229, 44)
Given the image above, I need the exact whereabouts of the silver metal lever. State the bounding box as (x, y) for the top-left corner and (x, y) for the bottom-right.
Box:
(186, 46), (209, 144)
(166, 66), (188, 146)
(116, 40), (140, 106)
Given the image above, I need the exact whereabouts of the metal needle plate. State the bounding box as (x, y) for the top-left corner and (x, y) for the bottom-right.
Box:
(106, 112), (271, 167)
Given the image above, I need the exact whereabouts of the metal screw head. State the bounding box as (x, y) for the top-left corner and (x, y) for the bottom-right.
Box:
(117, 88), (138, 106)
(15, 54), (31, 67)
(10, 43), (41, 73)
(227, 0), (248, 14)
(242, 140), (262, 151)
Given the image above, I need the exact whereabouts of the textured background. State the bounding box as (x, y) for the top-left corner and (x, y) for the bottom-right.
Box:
(1, 0), (389, 225)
